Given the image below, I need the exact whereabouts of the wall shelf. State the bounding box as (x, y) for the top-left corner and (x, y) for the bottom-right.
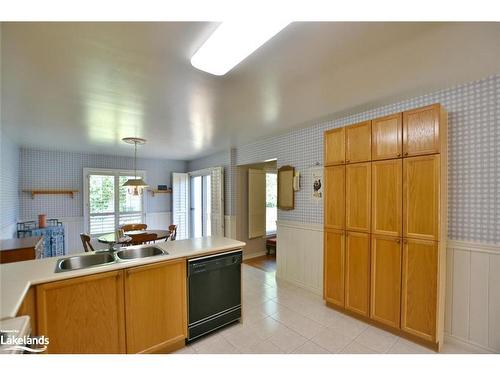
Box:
(23, 190), (79, 199)
(148, 189), (172, 197)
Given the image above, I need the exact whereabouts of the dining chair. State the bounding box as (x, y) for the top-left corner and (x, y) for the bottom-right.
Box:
(80, 233), (95, 252)
(120, 223), (147, 232)
(129, 233), (157, 246)
(166, 224), (177, 241)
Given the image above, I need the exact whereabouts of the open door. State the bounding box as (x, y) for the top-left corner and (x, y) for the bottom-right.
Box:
(248, 168), (266, 239)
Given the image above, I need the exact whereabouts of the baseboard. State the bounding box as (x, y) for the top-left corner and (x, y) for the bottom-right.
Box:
(444, 333), (497, 354)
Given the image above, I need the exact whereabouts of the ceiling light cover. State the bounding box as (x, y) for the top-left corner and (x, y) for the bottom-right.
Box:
(191, 21), (290, 76)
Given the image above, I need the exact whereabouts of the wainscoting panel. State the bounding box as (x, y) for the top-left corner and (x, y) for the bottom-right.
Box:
(276, 221), (323, 295)
(145, 211), (172, 232)
(224, 215), (237, 239)
(0, 223), (17, 240)
(441, 240), (499, 353)
(59, 216), (84, 254)
(275, 222), (499, 352)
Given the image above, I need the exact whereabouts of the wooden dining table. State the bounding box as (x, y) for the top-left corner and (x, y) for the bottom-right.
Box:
(97, 229), (170, 249)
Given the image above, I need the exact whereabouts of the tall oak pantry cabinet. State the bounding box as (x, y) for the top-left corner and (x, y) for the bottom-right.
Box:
(323, 104), (447, 351)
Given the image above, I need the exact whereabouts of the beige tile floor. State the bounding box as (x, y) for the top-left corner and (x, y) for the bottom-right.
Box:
(175, 264), (489, 354)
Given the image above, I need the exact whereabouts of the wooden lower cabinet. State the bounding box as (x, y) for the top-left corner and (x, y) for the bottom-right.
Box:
(401, 238), (438, 342)
(323, 228), (345, 307)
(36, 270), (126, 354)
(345, 232), (370, 317)
(370, 235), (402, 328)
(16, 286), (37, 335)
(124, 259), (187, 353)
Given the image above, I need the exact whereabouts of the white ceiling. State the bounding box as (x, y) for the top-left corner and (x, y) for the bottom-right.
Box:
(1, 22), (499, 160)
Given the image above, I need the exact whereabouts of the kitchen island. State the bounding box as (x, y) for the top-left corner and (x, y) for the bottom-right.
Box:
(0, 236), (245, 354)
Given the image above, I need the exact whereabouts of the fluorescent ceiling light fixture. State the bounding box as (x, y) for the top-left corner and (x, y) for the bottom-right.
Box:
(191, 21), (291, 76)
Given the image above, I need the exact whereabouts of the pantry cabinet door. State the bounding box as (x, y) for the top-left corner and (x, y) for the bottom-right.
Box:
(36, 271), (126, 354)
(346, 121), (372, 163)
(403, 154), (440, 241)
(401, 238), (438, 342)
(403, 104), (440, 157)
(372, 113), (402, 160)
(324, 127), (345, 166)
(345, 231), (370, 317)
(370, 235), (402, 328)
(324, 165), (345, 229)
(372, 159), (402, 237)
(124, 259), (187, 353)
(324, 228), (345, 307)
(346, 162), (371, 232)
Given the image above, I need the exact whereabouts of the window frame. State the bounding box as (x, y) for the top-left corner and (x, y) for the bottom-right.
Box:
(83, 167), (147, 236)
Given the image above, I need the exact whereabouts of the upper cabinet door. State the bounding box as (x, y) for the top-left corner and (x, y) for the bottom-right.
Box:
(403, 155), (440, 241)
(403, 104), (441, 157)
(346, 121), (372, 164)
(345, 231), (371, 317)
(324, 127), (345, 166)
(372, 159), (402, 237)
(324, 165), (345, 229)
(346, 162), (371, 233)
(324, 228), (345, 307)
(372, 113), (402, 160)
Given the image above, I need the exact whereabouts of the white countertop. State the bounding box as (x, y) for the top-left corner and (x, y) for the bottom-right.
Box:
(0, 236), (245, 319)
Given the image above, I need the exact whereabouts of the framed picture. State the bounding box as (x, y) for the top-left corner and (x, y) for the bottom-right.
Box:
(278, 165), (294, 210)
(311, 167), (323, 200)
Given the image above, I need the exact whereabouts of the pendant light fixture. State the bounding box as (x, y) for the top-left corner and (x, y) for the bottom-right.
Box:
(122, 137), (149, 196)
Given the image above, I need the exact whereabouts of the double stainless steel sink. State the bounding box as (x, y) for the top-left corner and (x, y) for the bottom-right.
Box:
(55, 246), (167, 273)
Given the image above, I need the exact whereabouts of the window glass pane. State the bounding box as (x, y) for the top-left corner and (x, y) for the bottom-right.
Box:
(89, 175), (114, 214)
(119, 176), (143, 212)
(266, 173), (277, 233)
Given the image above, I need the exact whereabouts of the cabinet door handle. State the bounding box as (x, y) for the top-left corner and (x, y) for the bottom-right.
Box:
(396, 152), (401, 157)
(346, 159), (350, 163)
(340, 160), (345, 164)
(404, 152), (409, 156)
(403, 239), (408, 244)
(395, 239), (401, 244)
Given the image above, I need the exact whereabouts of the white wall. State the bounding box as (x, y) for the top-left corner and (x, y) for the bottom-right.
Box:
(276, 221), (500, 353)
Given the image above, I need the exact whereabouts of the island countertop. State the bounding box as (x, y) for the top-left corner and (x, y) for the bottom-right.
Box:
(0, 236), (246, 319)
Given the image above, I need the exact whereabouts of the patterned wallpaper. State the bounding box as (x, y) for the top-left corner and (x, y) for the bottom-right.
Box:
(187, 149), (233, 216)
(0, 131), (20, 229)
(195, 75), (499, 244)
(19, 148), (187, 220)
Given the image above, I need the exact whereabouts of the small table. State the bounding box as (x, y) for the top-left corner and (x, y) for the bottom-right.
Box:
(97, 229), (170, 250)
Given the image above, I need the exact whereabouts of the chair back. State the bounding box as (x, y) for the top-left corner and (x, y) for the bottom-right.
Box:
(167, 225), (177, 241)
(121, 223), (147, 232)
(129, 233), (157, 246)
(80, 233), (95, 252)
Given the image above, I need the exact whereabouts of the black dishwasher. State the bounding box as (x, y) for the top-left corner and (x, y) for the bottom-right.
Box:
(187, 249), (242, 342)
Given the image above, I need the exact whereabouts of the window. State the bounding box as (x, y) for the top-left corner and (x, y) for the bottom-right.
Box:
(266, 172), (277, 234)
(84, 168), (145, 236)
